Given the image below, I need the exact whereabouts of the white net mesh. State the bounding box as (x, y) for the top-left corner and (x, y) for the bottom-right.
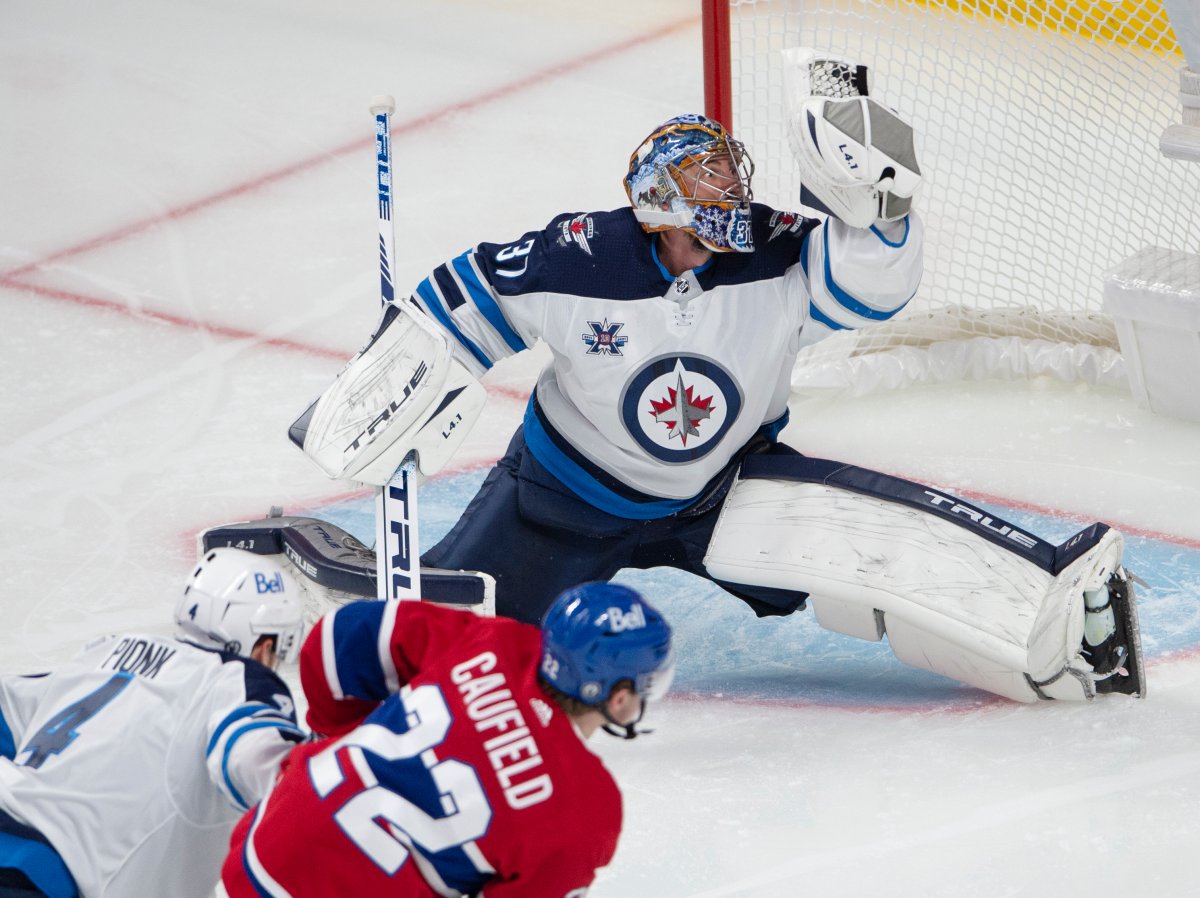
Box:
(724, 0), (1200, 370)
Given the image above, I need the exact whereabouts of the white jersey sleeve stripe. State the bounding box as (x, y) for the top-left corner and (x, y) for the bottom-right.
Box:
(244, 790), (295, 898)
(378, 600), (401, 694)
(321, 613), (344, 701)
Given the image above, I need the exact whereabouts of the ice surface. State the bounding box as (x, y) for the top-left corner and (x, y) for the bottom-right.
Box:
(3, 2), (1200, 895)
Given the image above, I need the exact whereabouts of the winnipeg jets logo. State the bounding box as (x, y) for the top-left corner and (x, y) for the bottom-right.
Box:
(621, 355), (742, 463)
(558, 214), (597, 255)
(768, 210), (805, 241)
(582, 319), (628, 356)
(649, 371), (714, 446)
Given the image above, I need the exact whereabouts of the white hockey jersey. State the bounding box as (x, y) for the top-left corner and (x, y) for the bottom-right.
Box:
(0, 634), (303, 898)
(409, 204), (922, 514)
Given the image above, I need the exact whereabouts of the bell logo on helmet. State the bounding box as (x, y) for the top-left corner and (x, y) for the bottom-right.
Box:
(254, 572), (285, 594)
(607, 603), (647, 633)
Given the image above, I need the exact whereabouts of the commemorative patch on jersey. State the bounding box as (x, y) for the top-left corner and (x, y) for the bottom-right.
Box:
(621, 355), (742, 463)
(582, 319), (628, 356)
(768, 210), (806, 241)
(557, 213), (597, 255)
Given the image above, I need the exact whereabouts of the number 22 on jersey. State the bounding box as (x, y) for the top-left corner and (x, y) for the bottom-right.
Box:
(306, 683), (493, 874)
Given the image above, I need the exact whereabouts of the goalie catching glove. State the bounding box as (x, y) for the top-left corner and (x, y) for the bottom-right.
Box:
(783, 47), (922, 229)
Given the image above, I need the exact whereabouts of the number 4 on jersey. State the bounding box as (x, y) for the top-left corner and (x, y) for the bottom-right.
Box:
(18, 673), (134, 769)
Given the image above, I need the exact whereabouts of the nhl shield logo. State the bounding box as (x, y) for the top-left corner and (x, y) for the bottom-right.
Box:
(620, 355), (742, 463)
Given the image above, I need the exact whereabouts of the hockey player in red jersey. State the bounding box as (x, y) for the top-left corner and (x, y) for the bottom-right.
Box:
(219, 581), (674, 897)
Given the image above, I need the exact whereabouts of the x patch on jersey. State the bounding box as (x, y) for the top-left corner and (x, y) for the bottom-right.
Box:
(582, 319), (628, 356)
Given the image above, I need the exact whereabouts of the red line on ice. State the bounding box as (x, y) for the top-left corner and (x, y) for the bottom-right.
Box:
(0, 15), (696, 285)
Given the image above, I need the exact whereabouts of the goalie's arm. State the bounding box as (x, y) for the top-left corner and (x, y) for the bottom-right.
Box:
(782, 48), (925, 345)
(408, 229), (553, 377)
(794, 212), (923, 347)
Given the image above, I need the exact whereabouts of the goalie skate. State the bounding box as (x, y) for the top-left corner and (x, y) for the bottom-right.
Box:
(1082, 569), (1146, 698)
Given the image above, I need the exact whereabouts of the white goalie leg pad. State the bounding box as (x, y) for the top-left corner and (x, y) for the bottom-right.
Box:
(704, 475), (1125, 702)
(289, 300), (486, 485)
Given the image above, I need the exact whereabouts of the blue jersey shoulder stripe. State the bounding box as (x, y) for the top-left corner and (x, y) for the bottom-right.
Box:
(329, 601), (394, 702)
(414, 279), (493, 371)
(451, 252), (528, 354)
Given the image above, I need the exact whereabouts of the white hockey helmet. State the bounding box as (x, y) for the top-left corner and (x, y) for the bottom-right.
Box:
(175, 548), (305, 663)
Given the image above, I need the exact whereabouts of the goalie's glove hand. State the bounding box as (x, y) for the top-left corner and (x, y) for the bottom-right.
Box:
(789, 95), (922, 229)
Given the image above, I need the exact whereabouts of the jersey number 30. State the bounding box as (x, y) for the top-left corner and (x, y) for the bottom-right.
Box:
(307, 684), (492, 874)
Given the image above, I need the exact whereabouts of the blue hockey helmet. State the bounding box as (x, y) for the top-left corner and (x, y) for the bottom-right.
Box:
(624, 113), (755, 253)
(540, 582), (675, 709)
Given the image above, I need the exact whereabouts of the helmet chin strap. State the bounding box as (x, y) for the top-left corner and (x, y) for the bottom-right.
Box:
(599, 700), (654, 740)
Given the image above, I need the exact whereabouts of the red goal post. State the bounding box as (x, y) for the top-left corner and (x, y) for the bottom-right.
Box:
(701, 0), (1200, 391)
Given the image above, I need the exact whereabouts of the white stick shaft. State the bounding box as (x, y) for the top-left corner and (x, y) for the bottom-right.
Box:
(377, 464), (421, 600)
(370, 95), (422, 600)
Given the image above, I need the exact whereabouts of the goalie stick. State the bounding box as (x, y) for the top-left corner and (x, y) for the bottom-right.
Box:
(370, 93), (422, 602)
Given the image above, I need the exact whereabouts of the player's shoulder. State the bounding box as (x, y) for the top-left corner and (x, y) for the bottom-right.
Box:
(704, 203), (817, 288)
(748, 202), (818, 261)
(478, 208), (665, 301)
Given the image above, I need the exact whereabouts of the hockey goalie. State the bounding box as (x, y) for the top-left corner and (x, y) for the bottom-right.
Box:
(280, 50), (1143, 703)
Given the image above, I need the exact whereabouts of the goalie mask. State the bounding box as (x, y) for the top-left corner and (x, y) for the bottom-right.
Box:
(539, 581), (675, 738)
(175, 548), (305, 664)
(624, 113), (755, 253)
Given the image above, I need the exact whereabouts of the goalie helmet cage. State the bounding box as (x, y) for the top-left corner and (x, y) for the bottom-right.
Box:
(702, 0), (1200, 381)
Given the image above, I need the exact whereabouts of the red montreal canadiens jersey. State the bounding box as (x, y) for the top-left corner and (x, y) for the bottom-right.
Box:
(222, 601), (621, 897)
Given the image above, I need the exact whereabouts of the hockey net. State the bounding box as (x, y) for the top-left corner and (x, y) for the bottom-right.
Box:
(704, 0), (1200, 394)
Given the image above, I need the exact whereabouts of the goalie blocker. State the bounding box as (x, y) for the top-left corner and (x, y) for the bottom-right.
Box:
(703, 455), (1144, 702)
(289, 297), (486, 486)
(198, 509), (495, 616)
